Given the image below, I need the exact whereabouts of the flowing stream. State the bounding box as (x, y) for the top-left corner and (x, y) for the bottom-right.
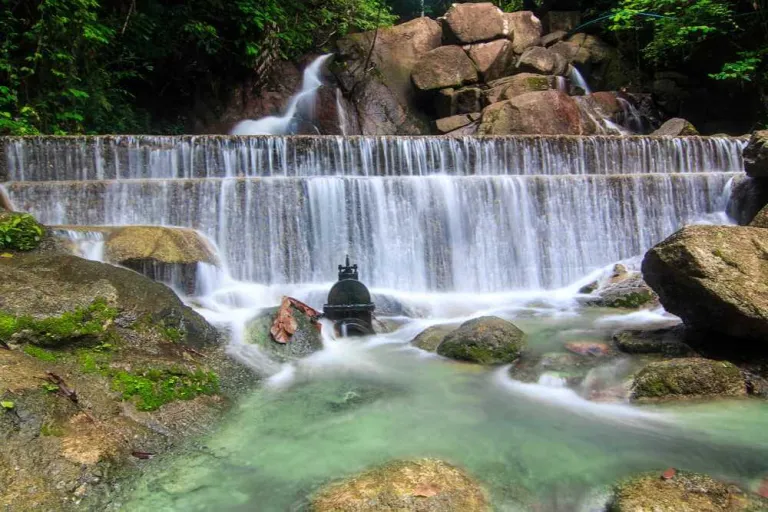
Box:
(3, 134), (767, 511)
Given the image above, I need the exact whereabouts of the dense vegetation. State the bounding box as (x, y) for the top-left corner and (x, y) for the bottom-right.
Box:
(1, 0), (765, 135)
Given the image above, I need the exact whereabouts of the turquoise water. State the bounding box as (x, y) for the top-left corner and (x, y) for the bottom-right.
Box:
(114, 302), (768, 512)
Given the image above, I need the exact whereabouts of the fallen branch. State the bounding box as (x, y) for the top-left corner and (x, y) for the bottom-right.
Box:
(45, 372), (78, 404)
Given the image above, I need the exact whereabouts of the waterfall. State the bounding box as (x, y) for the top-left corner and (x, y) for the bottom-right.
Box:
(336, 88), (349, 136)
(230, 55), (332, 136)
(2, 135), (745, 292)
(569, 65), (592, 95)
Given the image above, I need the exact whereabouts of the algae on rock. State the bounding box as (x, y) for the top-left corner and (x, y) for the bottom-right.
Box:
(437, 316), (526, 365)
(631, 358), (746, 401)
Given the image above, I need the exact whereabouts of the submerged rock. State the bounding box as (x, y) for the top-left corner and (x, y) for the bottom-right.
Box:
(743, 129), (768, 178)
(651, 117), (699, 136)
(642, 225), (768, 345)
(613, 327), (694, 356)
(443, 2), (506, 44)
(410, 324), (457, 352)
(436, 316), (526, 365)
(245, 299), (323, 361)
(630, 358), (746, 401)
(610, 470), (768, 511)
(310, 459), (488, 512)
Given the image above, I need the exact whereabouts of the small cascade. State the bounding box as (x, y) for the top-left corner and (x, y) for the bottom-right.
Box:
(617, 97), (645, 134)
(52, 228), (106, 261)
(231, 55), (332, 135)
(569, 65), (592, 95)
(335, 88), (349, 136)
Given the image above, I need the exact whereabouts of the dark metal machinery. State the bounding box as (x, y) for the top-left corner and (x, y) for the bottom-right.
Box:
(323, 255), (375, 336)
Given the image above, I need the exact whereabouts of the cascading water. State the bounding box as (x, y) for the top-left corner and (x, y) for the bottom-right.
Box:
(569, 65), (592, 95)
(3, 135), (743, 291)
(230, 55), (332, 135)
(335, 88), (349, 136)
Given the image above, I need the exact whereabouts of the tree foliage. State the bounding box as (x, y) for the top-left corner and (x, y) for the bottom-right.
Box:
(0, 0), (395, 135)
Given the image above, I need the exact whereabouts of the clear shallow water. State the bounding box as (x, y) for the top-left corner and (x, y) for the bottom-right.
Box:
(114, 283), (768, 512)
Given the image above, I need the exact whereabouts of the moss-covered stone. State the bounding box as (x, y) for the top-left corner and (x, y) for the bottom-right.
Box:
(0, 212), (44, 252)
(411, 324), (457, 352)
(613, 327), (694, 356)
(631, 358), (746, 402)
(609, 470), (768, 511)
(111, 367), (219, 411)
(245, 304), (323, 362)
(311, 459), (489, 512)
(436, 316), (526, 365)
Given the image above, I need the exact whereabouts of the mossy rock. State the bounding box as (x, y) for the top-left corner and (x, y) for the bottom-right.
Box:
(436, 316), (526, 365)
(0, 212), (44, 252)
(310, 459), (489, 512)
(0, 253), (216, 348)
(613, 327), (694, 356)
(244, 305), (323, 362)
(630, 358), (746, 402)
(102, 225), (218, 265)
(609, 470), (768, 511)
(411, 324), (457, 352)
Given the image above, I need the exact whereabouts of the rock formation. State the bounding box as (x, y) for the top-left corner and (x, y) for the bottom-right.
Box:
(436, 316), (526, 364)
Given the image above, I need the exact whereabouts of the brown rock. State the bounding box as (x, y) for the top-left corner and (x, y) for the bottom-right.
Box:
(505, 11), (543, 54)
(631, 358), (746, 401)
(485, 74), (554, 104)
(516, 46), (567, 76)
(750, 205), (768, 228)
(564, 342), (611, 357)
(642, 225), (768, 344)
(435, 114), (480, 134)
(465, 39), (516, 82)
(311, 459), (488, 512)
(652, 118), (699, 136)
(540, 30), (568, 47)
(478, 90), (593, 135)
(548, 41), (579, 63)
(412, 46), (479, 91)
(743, 129), (768, 178)
(334, 17), (442, 135)
(443, 2), (507, 44)
(411, 324), (458, 351)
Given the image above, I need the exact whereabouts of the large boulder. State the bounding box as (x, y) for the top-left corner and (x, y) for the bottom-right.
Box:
(465, 39), (516, 82)
(651, 118), (699, 136)
(630, 358), (746, 401)
(751, 204), (768, 228)
(435, 114), (480, 134)
(436, 316), (526, 365)
(412, 46), (479, 91)
(435, 86), (483, 117)
(311, 459), (488, 512)
(478, 90), (592, 135)
(0, 252), (216, 348)
(484, 74), (555, 104)
(334, 17), (442, 135)
(411, 324), (457, 352)
(245, 299), (323, 362)
(505, 11), (542, 54)
(443, 2), (507, 44)
(642, 225), (768, 344)
(516, 46), (567, 76)
(610, 471), (768, 511)
(613, 326), (694, 356)
(727, 176), (768, 225)
(743, 129), (768, 178)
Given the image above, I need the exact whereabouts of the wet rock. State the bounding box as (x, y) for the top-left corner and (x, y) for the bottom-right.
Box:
(516, 47), (566, 76)
(652, 118), (699, 136)
(435, 114), (480, 134)
(505, 11), (542, 54)
(443, 2), (507, 44)
(334, 17), (441, 135)
(0, 252), (216, 348)
(479, 90), (592, 135)
(245, 300), (323, 362)
(727, 176), (768, 225)
(642, 225), (768, 344)
(454, 87), (483, 115)
(613, 327), (695, 356)
(630, 358), (746, 401)
(484, 74), (554, 104)
(564, 342), (611, 357)
(610, 470), (768, 511)
(584, 264), (658, 309)
(744, 130), (768, 178)
(412, 46), (479, 91)
(311, 458), (488, 512)
(437, 316), (526, 365)
(370, 293), (424, 318)
(465, 39), (516, 82)
(410, 324), (457, 352)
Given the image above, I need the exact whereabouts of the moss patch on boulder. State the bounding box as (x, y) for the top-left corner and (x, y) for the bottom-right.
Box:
(631, 358), (746, 402)
(411, 324), (457, 352)
(609, 470), (768, 511)
(311, 459), (488, 512)
(436, 316), (526, 365)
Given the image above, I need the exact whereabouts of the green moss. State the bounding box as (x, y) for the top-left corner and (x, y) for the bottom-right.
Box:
(40, 421), (65, 437)
(604, 291), (655, 308)
(0, 212), (44, 252)
(163, 326), (182, 343)
(111, 368), (219, 411)
(22, 345), (58, 362)
(0, 312), (19, 341)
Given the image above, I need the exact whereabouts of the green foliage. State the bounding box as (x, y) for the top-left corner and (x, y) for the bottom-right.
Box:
(40, 421), (65, 436)
(1, 400), (15, 410)
(0, 213), (44, 252)
(23, 345), (59, 362)
(41, 382), (59, 393)
(111, 368), (219, 411)
(0, 0), (396, 135)
(0, 312), (17, 341)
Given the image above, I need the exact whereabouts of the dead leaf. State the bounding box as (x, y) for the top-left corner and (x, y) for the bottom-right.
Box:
(270, 297), (320, 344)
